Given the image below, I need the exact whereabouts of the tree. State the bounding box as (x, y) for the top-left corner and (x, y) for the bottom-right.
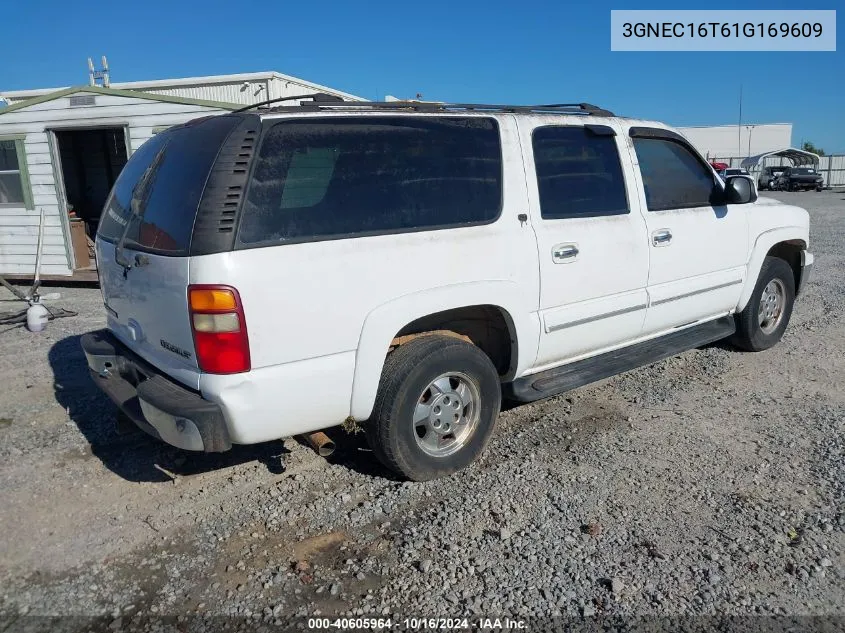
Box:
(802, 141), (825, 156)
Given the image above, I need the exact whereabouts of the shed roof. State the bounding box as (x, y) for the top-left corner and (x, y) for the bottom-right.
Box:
(0, 85), (241, 116)
(0, 71), (362, 102)
(740, 148), (820, 169)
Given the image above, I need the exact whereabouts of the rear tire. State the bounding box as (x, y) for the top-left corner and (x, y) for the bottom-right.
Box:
(730, 256), (795, 352)
(365, 334), (501, 481)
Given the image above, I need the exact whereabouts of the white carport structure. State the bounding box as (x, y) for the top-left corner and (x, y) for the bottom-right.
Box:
(741, 148), (820, 171)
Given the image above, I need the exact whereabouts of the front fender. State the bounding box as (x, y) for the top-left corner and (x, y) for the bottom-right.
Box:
(349, 281), (540, 420)
(736, 226), (808, 312)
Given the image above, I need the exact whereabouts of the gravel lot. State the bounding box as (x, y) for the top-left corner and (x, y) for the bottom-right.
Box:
(0, 191), (843, 631)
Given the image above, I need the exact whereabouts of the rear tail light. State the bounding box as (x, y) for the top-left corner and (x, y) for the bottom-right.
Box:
(188, 285), (250, 374)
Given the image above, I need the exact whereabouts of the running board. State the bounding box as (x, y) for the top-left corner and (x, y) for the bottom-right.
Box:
(504, 316), (735, 403)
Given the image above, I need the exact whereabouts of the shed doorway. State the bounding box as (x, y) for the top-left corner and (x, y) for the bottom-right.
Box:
(54, 128), (128, 269)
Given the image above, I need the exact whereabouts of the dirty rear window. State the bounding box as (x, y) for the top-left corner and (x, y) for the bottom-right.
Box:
(98, 116), (238, 254)
(237, 116), (502, 244)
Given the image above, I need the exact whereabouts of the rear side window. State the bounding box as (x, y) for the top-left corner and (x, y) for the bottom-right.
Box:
(632, 137), (716, 211)
(532, 126), (628, 219)
(98, 116), (238, 254)
(238, 116), (502, 244)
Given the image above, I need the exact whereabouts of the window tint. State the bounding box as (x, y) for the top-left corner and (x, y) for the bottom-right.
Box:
(532, 126), (628, 219)
(238, 117), (502, 244)
(632, 138), (716, 211)
(98, 115), (237, 254)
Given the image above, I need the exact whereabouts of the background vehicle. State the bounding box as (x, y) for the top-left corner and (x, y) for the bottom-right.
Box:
(716, 167), (750, 180)
(758, 166), (786, 191)
(773, 167), (824, 192)
(82, 97), (813, 481)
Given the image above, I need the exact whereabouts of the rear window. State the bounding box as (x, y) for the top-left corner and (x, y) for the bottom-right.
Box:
(237, 116), (502, 245)
(98, 116), (238, 254)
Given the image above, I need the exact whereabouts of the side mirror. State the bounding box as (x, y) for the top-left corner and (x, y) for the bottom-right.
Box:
(723, 176), (757, 204)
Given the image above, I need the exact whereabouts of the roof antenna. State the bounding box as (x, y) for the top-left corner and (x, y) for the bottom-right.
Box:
(88, 56), (111, 87)
(102, 56), (110, 87)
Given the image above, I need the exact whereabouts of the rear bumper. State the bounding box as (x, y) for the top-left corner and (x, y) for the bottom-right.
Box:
(81, 330), (232, 452)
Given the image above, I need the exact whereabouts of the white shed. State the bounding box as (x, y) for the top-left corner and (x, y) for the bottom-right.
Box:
(0, 86), (241, 279)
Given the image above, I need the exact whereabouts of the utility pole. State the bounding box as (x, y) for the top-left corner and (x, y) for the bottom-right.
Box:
(746, 124), (758, 157)
(738, 84), (743, 157)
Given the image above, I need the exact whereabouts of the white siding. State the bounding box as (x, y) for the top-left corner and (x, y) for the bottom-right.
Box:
(139, 76), (355, 106)
(0, 91), (230, 276)
(678, 124), (793, 159)
(141, 80), (272, 106)
(1, 71), (363, 106)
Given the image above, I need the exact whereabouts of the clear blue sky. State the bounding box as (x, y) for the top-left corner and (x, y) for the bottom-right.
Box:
(2, 0), (842, 151)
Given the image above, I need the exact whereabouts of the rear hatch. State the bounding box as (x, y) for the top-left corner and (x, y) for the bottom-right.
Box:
(96, 115), (241, 389)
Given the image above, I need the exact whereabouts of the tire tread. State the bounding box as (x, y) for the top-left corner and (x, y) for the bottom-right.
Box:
(365, 335), (500, 480)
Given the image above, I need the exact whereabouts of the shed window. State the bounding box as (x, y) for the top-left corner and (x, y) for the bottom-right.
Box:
(0, 138), (33, 208)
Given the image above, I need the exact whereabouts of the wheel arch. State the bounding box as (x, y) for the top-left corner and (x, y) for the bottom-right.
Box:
(737, 228), (807, 312)
(349, 282), (540, 421)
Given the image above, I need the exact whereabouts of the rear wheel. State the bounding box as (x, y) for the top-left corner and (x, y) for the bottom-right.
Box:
(365, 334), (501, 481)
(730, 256), (795, 352)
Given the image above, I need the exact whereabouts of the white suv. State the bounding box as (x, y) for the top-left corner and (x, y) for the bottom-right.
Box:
(83, 97), (813, 481)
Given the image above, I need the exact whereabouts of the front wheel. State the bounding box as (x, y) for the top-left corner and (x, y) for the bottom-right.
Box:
(730, 256), (796, 352)
(365, 334), (501, 481)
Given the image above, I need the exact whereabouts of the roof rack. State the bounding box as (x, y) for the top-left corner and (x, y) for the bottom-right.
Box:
(233, 92), (344, 113)
(248, 93), (615, 117)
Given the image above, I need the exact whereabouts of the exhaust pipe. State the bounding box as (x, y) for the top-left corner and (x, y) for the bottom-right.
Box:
(301, 431), (336, 457)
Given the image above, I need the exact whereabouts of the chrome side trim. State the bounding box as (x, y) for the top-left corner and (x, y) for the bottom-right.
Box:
(651, 279), (743, 307)
(547, 303), (647, 333)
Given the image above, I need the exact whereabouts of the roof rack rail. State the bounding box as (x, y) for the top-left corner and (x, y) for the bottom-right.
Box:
(259, 99), (615, 117)
(233, 92), (345, 113)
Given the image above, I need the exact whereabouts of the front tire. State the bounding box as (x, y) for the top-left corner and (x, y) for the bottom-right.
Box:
(731, 256), (795, 352)
(365, 334), (501, 481)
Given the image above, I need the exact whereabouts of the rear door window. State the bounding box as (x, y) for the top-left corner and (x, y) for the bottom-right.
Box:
(98, 115), (238, 254)
(237, 116), (502, 245)
(532, 126), (628, 219)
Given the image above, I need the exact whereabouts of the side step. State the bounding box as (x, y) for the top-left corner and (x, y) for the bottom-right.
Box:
(504, 316), (735, 403)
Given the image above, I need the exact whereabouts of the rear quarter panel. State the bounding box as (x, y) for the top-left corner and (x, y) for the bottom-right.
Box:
(190, 114), (540, 424)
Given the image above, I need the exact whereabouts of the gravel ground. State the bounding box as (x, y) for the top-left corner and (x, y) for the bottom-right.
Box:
(0, 191), (843, 632)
